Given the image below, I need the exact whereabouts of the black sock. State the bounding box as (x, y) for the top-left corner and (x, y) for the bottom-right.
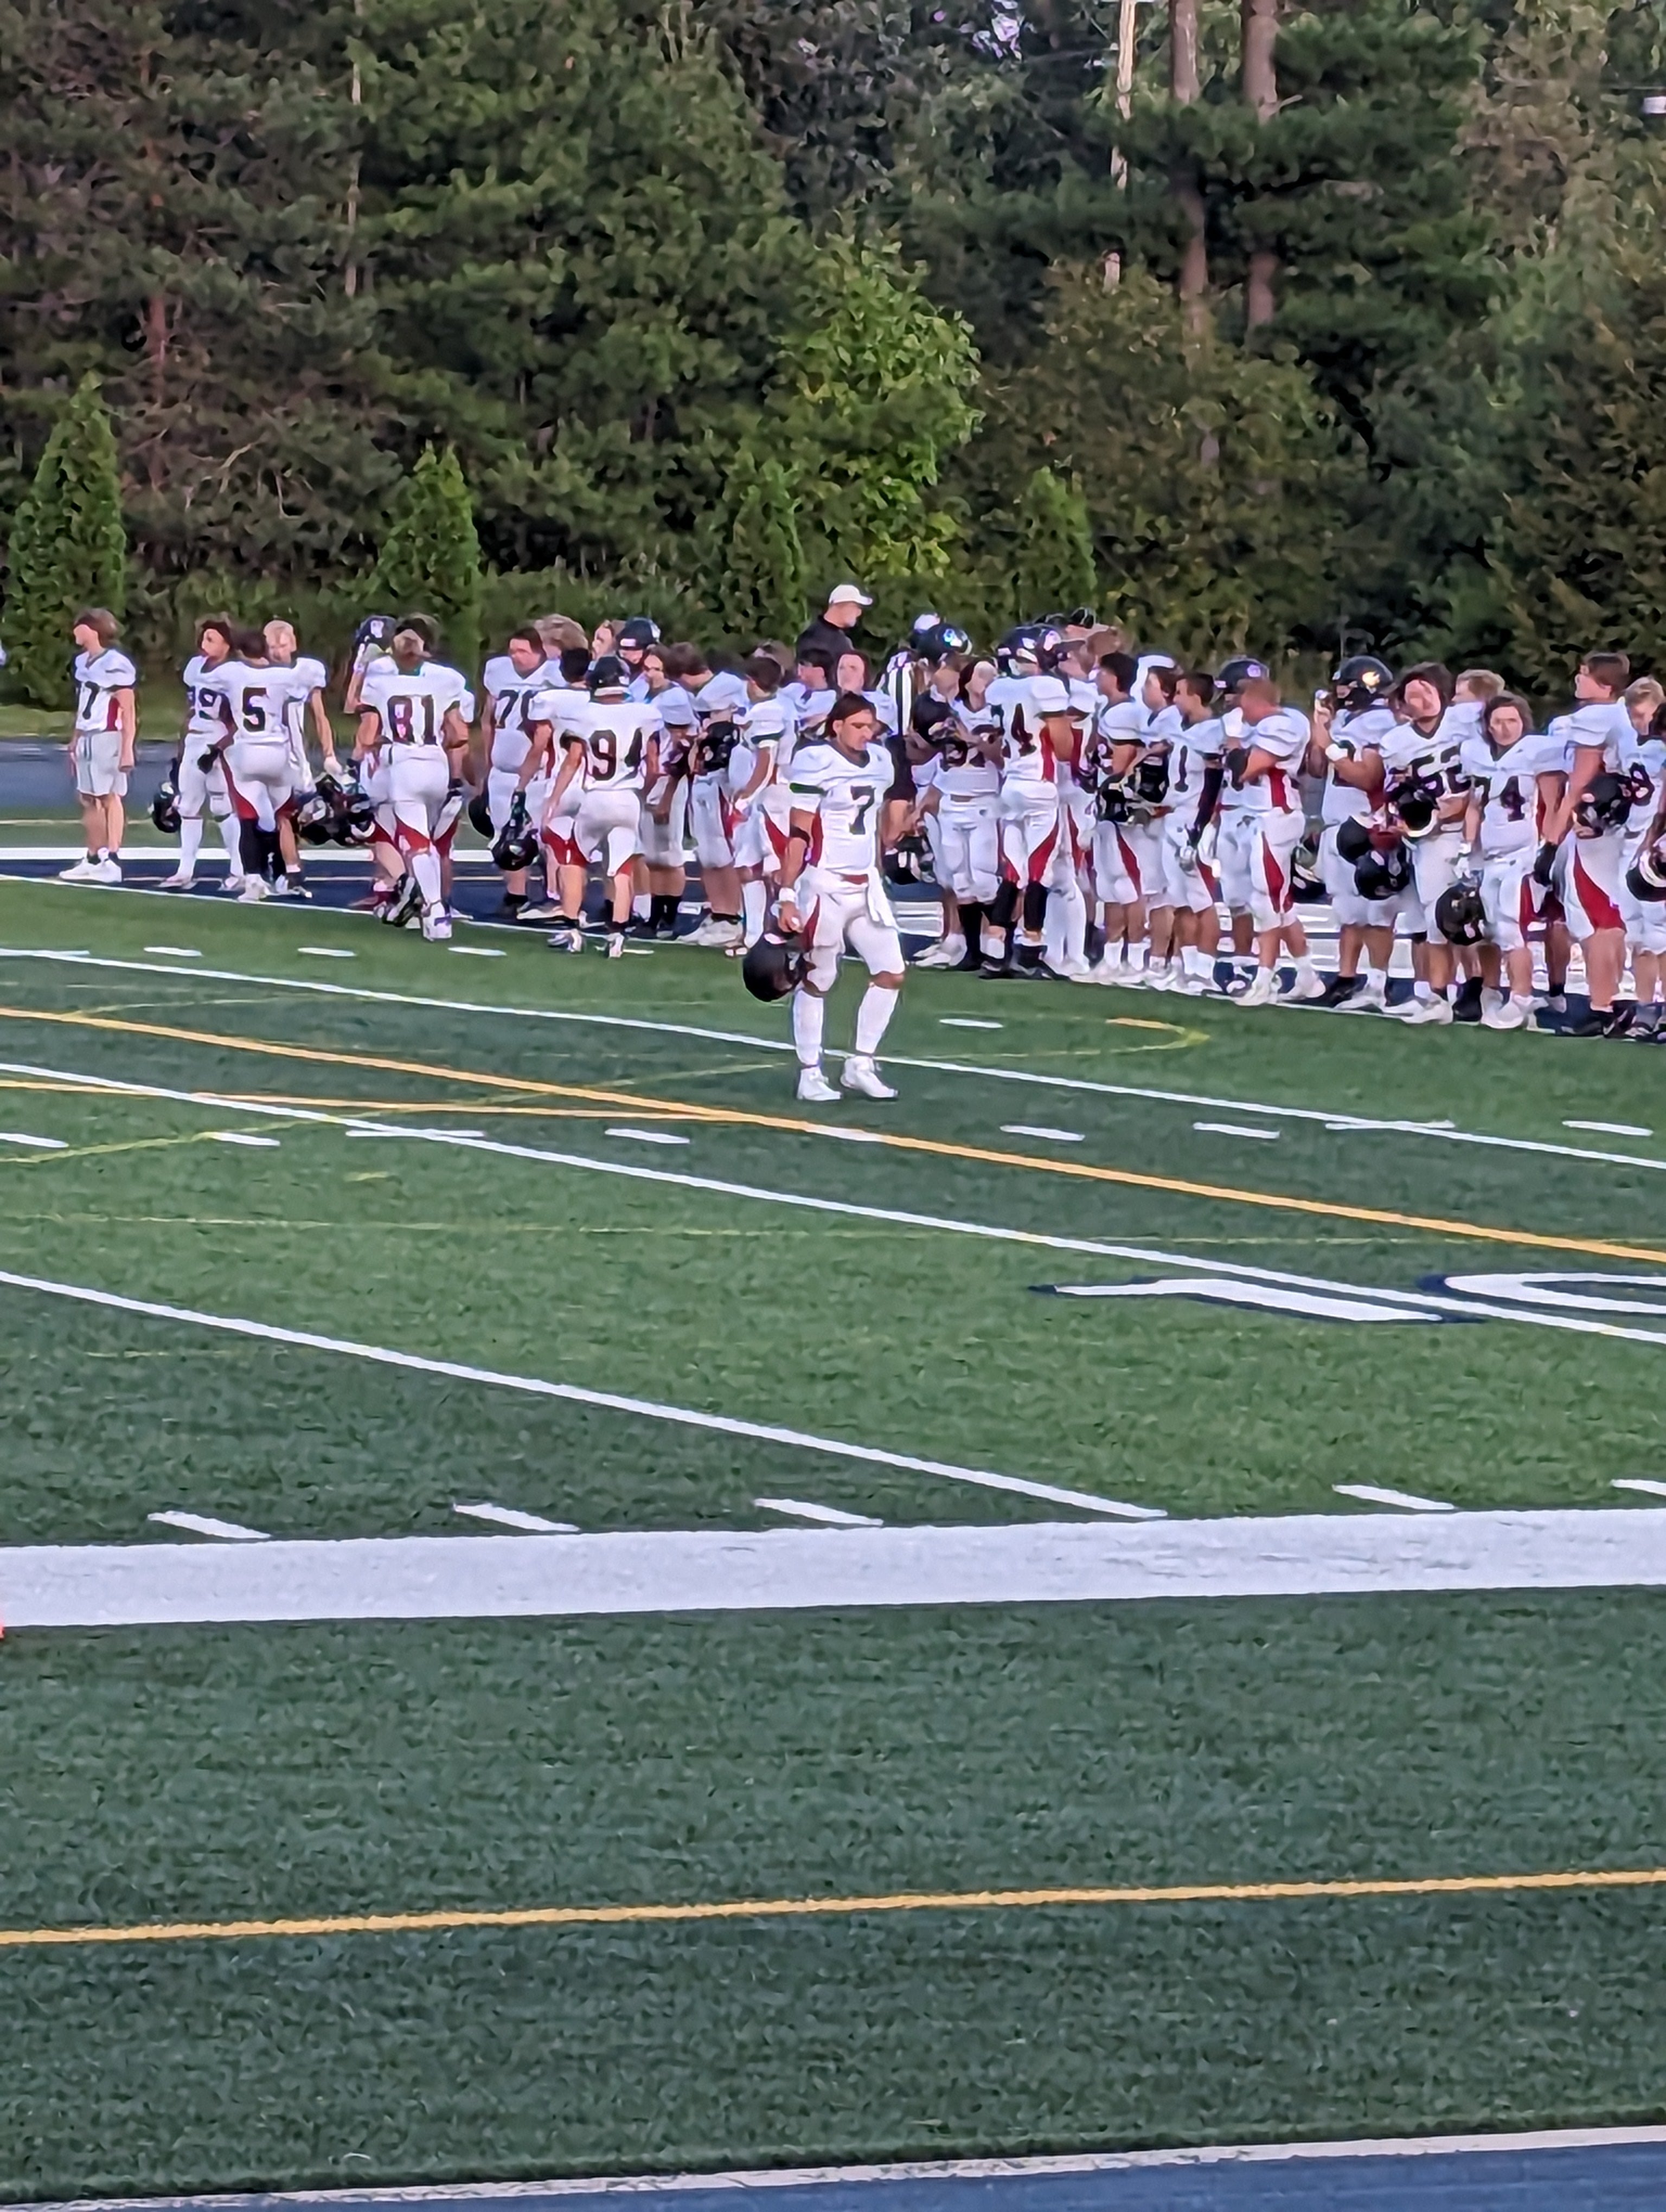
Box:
(1016, 942), (1042, 970)
(651, 892), (677, 931)
(988, 882), (1018, 933)
(1022, 882), (1048, 935)
(957, 902), (983, 955)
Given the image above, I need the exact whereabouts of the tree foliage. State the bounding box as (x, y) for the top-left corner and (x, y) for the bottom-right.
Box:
(371, 446), (483, 671)
(708, 446), (808, 645)
(3, 377), (127, 706)
(1008, 467), (1097, 628)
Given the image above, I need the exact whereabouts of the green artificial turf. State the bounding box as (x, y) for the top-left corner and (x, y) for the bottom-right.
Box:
(1, 873), (1665, 2196)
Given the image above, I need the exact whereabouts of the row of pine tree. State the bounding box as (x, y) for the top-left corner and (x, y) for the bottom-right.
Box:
(2, 1), (1664, 699)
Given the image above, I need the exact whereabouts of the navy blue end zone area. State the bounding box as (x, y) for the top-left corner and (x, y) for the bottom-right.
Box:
(27, 2136), (1666, 2212)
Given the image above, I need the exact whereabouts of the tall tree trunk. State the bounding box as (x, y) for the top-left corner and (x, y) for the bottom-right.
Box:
(1105, 0), (1140, 287)
(1170, 0), (1207, 331)
(1242, 0), (1279, 330)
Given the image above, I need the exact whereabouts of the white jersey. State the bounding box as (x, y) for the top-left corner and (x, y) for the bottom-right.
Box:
(263, 657), (326, 750)
(359, 659), (469, 747)
(73, 648), (136, 736)
(1168, 713), (1224, 832)
(645, 681), (697, 775)
(789, 740), (892, 874)
(1087, 697), (1148, 780)
(938, 701), (1002, 799)
(1381, 712), (1469, 812)
(214, 661), (293, 753)
(691, 671), (749, 782)
(1623, 729), (1666, 845)
(483, 655), (555, 774)
(988, 673), (1069, 787)
(1234, 706), (1309, 817)
(1460, 730), (1559, 857)
(1566, 699), (1631, 773)
(554, 693), (660, 793)
(1322, 703), (1395, 826)
(182, 653), (235, 743)
(742, 695), (797, 806)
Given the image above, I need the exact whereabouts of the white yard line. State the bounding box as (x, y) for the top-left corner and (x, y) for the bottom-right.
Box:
(4, 945), (1660, 1177)
(0, 1266), (1161, 1522)
(7, 1051), (1666, 1356)
(1566, 1118), (1651, 1137)
(604, 1127), (691, 1147)
(1000, 1124), (1082, 1143)
(755, 1498), (883, 1528)
(0, 1130), (67, 1148)
(1051, 1280), (1434, 1325)
(1334, 1484), (1454, 1514)
(1192, 1121), (1280, 1141)
(1613, 1479), (1666, 1501)
(146, 1510), (270, 1542)
(144, 945), (202, 958)
(207, 1131), (280, 1148)
(453, 1502), (578, 1534)
(10, 1507), (1666, 1628)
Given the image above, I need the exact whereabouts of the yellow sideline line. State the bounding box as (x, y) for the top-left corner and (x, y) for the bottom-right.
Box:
(4, 1866), (1664, 1951)
(2, 1001), (1663, 1266)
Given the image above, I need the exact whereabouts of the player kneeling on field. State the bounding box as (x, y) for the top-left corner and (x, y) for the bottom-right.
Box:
(773, 691), (905, 1104)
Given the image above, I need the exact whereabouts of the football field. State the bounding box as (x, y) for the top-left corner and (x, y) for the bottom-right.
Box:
(3, 872), (1666, 2200)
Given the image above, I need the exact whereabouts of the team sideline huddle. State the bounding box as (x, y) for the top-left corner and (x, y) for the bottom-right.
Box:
(57, 591), (1666, 1099)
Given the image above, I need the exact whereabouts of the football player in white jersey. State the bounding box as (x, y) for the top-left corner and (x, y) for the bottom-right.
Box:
(1622, 679), (1666, 1037)
(521, 654), (660, 955)
(354, 621), (471, 940)
(60, 609), (137, 885)
(1162, 671), (1226, 993)
(1308, 654), (1399, 1011)
(262, 619), (332, 898)
(1377, 663), (1471, 1024)
(479, 626), (555, 915)
(637, 642), (700, 937)
(982, 630), (1078, 976)
(206, 628), (304, 901)
(685, 664), (751, 947)
(1085, 651), (1150, 981)
(732, 653), (798, 947)
(160, 614), (246, 892)
(1538, 650), (1635, 1034)
(1459, 692), (1562, 1029)
(1229, 676), (1325, 1006)
(1132, 663), (1183, 986)
(911, 655), (997, 970)
(776, 690), (905, 1102)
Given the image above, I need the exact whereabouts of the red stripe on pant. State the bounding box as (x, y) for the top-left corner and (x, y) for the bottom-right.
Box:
(1261, 840), (1288, 915)
(393, 821), (432, 855)
(1116, 831), (1141, 895)
(220, 764), (259, 824)
(1573, 855), (1622, 933)
(1025, 824), (1059, 885)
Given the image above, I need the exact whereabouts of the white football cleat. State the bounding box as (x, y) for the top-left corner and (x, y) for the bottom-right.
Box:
(1480, 998), (1529, 1030)
(604, 930), (625, 958)
(796, 1064), (840, 1103)
(1236, 969), (1279, 1008)
(91, 857), (123, 885)
(1280, 969), (1328, 1002)
(912, 937), (964, 969)
(236, 878), (268, 903)
(56, 857), (97, 883)
(1338, 980), (1388, 1014)
(421, 909), (453, 942)
(546, 926), (586, 953)
(157, 870), (195, 890)
(840, 1056), (898, 1099)
(222, 874), (247, 896)
(1401, 994), (1454, 1025)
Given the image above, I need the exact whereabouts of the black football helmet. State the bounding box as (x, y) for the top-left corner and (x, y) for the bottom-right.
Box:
(492, 793), (540, 872)
(336, 777), (377, 846)
(1386, 766), (1444, 839)
(1291, 832), (1325, 904)
(1354, 842), (1413, 900)
(1626, 837), (1666, 902)
(996, 623), (1048, 674)
(588, 653), (631, 693)
(917, 620), (970, 663)
(617, 616), (660, 651)
(883, 832), (932, 886)
(466, 790), (495, 840)
(741, 931), (810, 1002)
(150, 763), (182, 835)
(1434, 879), (1487, 945)
(295, 776), (341, 846)
(1334, 817), (1373, 865)
(1574, 771), (1632, 834)
(1216, 655), (1270, 695)
(350, 614), (395, 677)
(1332, 655), (1394, 715)
(1131, 753), (1171, 806)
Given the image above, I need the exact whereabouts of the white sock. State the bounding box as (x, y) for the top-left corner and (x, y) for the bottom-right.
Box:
(1062, 884), (1087, 965)
(410, 848), (442, 909)
(1295, 956), (1318, 983)
(1098, 938), (1125, 970)
(1414, 979), (1434, 1002)
(792, 987), (825, 1068)
(633, 891), (651, 921)
(937, 934), (966, 963)
(178, 816), (203, 876)
(1127, 942), (1148, 974)
(1510, 991), (1534, 1009)
(1182, 946), (1207, 978)
(741, 879), (768, 944)
(217, 814), (242, 876)
(854, 982), (899, 1058)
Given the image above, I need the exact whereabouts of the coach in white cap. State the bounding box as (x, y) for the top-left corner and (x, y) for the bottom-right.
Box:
(795, 582), (873, 670)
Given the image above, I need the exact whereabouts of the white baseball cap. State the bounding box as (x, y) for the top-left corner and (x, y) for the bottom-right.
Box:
(827, 583), (873, 609)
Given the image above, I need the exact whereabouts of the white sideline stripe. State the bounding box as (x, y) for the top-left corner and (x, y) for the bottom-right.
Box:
(453, 1502), (578, 1534)
(12, 1507), (1666, 1629)
(448, 946), (504, 957)
(207, 1130), (280, 1148)
(12, 1050), (1666, 1358)
(0, 1268), (1161, 1522)
(755, 1498), (882, 1528)
(1613, 1479), (1666, 1501)
(1000, 1123), (1082, 1143)
(604, 1127), (691, 1147)
(1334, 1483), (1454, 1514)
(1567, 1117), (1651, 1136)
(0, 1130), (67, 1148)
(296, 946), (355, 959)
(10, 946), (1666, 1178)
(146, 1510), (270, 1542)
(20, 2125), (1666, 2207)
(143, 945), (202, 958)
(939, 1017), (1002, 1030)
(1192, 1120), (1280, 1141)
(1052, 1279), (1432, 1324)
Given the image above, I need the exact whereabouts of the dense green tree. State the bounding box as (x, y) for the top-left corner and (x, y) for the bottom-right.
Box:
(371, 446), (482, 670)
(3, 377), (128, 706)
(1009, 467), (1098, 625)
(707, 446), (807, 645)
